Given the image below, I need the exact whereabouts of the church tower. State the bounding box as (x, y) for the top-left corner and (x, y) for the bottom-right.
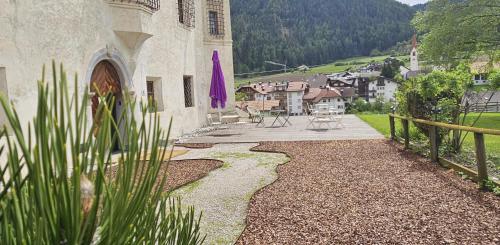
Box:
(410, 34), (419, 71)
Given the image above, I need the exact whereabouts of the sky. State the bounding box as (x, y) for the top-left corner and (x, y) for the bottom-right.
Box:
(396, 0), (429, 5)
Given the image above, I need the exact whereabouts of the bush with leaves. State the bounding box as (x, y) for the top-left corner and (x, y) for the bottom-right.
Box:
(396, 67), (472, 137)
(0, 63), (205, 244)
(488, 69), (500, 90)
(348, 98), (371, 113)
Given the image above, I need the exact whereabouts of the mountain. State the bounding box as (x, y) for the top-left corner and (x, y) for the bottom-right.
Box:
(411, 3), (428, 11)
(231, 0), (418, 74)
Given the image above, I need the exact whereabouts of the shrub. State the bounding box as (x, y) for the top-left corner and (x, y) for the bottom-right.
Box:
(396, 66), (471, 137)
(0, 63), (204, 244)
(235, 92), (247, 101)
(488, 69), (500, 90)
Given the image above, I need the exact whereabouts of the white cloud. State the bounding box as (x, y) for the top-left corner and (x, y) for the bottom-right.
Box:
(396, 0), (429, 5)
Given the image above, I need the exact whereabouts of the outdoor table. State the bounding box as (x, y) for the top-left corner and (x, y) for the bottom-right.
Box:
(269, 109), (292, 127)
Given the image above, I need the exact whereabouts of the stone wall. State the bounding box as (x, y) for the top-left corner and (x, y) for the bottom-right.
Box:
(0, 0), (234, 138)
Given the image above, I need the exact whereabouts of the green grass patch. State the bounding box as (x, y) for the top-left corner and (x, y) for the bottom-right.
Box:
(357, 113), (500, 155)
(458, 113), (500, 155)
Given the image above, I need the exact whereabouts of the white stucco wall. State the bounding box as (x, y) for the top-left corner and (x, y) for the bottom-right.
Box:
(287, 91), (304, 115)
(410, 47), (419, 71)
(313, 98), (345, 113)
(0, 0), (235, 138)
(368, 80), (398, 102)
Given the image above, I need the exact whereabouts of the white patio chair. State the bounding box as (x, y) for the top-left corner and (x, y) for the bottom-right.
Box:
(207, 114), (222, 126)
(309, 105), (334, 129)
(248, 107), (264, 126)
(307, 103), (316, 115)
(332, 110), (345, 129)
(235, 108), (250, 123)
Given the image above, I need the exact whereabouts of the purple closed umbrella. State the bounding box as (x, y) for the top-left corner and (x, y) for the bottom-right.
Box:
(210, 50), (227, 119)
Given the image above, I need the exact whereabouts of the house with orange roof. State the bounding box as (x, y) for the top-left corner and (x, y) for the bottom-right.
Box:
(303, 87), (346, 113)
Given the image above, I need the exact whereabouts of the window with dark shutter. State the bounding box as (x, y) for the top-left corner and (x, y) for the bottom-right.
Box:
(207, 0), (224, 38)
(183, 76), (194, 107)
(178, 0), (195, 28)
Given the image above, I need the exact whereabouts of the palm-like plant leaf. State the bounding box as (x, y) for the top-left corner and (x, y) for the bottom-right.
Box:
(0, 62), (205, 244)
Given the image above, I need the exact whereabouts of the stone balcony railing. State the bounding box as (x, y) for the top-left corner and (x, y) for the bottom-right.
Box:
(107, 0), (160, 12)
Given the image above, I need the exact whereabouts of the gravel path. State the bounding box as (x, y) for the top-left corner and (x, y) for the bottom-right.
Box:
(171, 144), (289, 244)
(174, 143), (215, 149)
(237, 140), (500, 244)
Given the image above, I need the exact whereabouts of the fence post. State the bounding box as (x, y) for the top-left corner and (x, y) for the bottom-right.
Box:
(429, 125), (439, 162)
(389, 115), (396, 141)
(402, 119), (409, 149)
(474, 132), (488, 189)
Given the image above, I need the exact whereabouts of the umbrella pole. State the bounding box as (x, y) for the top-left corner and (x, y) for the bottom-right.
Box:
(218, 103), (222, 124)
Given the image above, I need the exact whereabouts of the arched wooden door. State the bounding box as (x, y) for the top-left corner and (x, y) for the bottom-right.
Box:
(90, 61), (122, 145)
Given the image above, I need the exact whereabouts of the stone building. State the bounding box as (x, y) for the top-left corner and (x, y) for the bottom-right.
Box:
(0, 0), (235, 138)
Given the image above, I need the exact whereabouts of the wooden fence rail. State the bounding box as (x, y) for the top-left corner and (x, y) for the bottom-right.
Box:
(388, 114), (500, 189)
(464, 102), (500, 113)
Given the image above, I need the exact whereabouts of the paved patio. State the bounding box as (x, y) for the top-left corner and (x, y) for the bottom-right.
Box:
(178, 115), (384, 143)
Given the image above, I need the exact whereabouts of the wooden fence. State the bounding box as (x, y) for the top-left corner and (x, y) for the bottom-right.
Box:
(389, 114), (500, 189)
(465, 102), (500, 113)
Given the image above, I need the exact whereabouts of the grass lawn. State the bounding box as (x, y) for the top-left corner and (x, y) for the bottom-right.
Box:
(357, 113), (500, 156)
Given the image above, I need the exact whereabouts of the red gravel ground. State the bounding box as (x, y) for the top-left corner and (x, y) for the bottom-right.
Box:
(237, 140), (500, 244)
(164, 159), (222, 191)
(108, 159), (222, 192)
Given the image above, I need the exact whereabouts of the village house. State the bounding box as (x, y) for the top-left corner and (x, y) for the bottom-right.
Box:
(237, 81), (287, 108)
(286, 81), (307, 115)
(367, 77), (399, 103)
(236, 81), (306, 115)
(470, 56), (500, 85)
(0, 0), (235, 138)
(305, 73), (329, 88)
(303, 87), (346, 113)
(326, 72), (358, 88)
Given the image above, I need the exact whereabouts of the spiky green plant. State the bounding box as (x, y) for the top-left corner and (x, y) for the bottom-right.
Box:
(0, 62), (205, 244)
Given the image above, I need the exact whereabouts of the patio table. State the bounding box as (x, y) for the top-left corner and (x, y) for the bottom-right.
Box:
(269, 109), (292, 127)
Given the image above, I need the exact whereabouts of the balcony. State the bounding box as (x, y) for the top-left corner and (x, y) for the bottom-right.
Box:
(106, 0), (159, 55)
(107, 0), (160, 12)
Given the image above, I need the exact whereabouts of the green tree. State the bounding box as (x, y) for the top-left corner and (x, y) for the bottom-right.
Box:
(381, 64), (395, 78)
(413, 0), (500, 66)
(351, 98), (371, 113)
(231, 0), (416, 73)
(235, 92), (247, 101)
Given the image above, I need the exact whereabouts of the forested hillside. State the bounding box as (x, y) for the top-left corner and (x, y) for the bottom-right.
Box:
(231, 0), (418, 74)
